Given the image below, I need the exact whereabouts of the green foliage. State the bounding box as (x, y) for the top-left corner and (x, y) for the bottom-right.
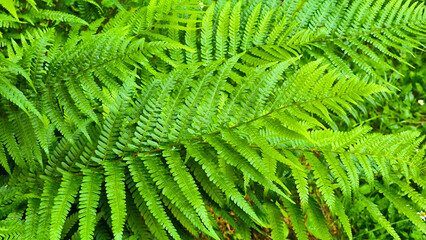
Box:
(0, 0), (426, 239)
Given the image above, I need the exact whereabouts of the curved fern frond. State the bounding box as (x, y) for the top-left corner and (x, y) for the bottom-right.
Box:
(359, 194), (402, 240)
(78, 168), (103, 240)
(102, 161), (127, 240)
(126, 156), (181, 240)
(50, 172), (82, 240)
(283, 199), (309, 240)
(163, 148), (220, 240)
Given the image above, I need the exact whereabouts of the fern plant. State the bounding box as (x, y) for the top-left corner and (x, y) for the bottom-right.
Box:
(1, 0), (426, 239)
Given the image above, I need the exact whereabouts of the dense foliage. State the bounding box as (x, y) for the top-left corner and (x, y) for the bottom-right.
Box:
(1, 0), (426, 239)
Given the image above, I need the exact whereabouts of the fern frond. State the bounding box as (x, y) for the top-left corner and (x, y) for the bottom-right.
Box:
(0, 14), (20, 28)
(36, 177), (61, 240)
(241, 2), (262, 51)
(140, 154), (209, 235)
(284, 151), (309, 207)
(219, 130), (274, 182)
(24, 198), (39, 239)
(163, 148), (220, 240)
(376, 183), (426, 235)
(0, 73), (41, 119)
(304, 152), (335, 209)
(188, 159), (226, 207)
(92, 91), (129, 163)
(332, 196), (353, 239)
(215, 2), (231, 60)
(78, 168), (103, 240)
(26, 9), (89, 25)
(0, 141), (11, 175)
(127, 177), (170, 240)
(102, 161), (127, 240)
(192, 53), (242, 133)
(359, 194), (401, 240)
(323, 151), (351, 200)
(265, 203), (289, 240)
(0, 218), (25, 239)
(307, 198), (333, 240)
(61, 212), (79, 239)
(201, 2), (216, 62)
(229, 1), (242, 56)
(283, 199), (308, 240)
(50, 172), (82, 240)
(126, 156), (181, 240)
(126, 196), (152, 239)
(185, 142), (263, 224)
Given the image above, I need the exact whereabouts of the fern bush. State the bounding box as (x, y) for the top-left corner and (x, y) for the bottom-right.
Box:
(1, 0), (426, 239)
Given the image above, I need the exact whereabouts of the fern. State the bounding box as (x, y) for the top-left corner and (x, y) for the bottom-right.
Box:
(283, 198), (309, 240)
(102, 160), (127, 240)
(0, 0), (426, 239)
(78, 168), (103, 240)
(265, 203), (289, 240)
(307, 198), (333, 240)
(50, 172), (82, 240)
(359, 194), (401, 239)
(126, 156), (181, 239)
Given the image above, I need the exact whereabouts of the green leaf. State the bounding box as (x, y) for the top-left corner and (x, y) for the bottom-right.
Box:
(103, 161), (127, 240)
(79, 169), (103, 240)
(163, 148), (220, 240)
(0, 0), (18, 21)
(50, 172), (82, 240)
